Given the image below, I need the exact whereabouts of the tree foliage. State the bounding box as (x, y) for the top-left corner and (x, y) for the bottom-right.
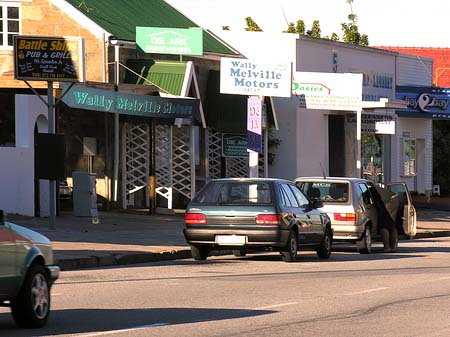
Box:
(306, 20), (321, 38)
(341, 0), (369, 45)
(245, 17), (263, 32)
(281, 0), (369, 46)
(283, 20), (305, 34)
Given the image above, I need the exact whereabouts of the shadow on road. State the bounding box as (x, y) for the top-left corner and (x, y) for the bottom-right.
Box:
(0, 307), (275, 336)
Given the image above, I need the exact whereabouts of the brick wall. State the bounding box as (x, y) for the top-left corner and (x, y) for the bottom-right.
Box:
(0, 0), (107, 88)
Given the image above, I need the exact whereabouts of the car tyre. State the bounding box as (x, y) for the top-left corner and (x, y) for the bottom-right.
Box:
(356, 226), (372, 254)
(191, 245), (209, 261)
(232, 249), (247, 257)
(281, 230), (298, 262)
(11, 263), (50, 328)
(317, 227), (332, 259)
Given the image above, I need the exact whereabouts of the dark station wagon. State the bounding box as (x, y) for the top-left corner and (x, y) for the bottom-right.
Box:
(183, 178), (333, 262)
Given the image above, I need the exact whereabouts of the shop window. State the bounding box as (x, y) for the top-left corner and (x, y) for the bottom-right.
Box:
(0, 92), (15, 146)
(0, 2), (20, 49)
(402, 139), (416, 176)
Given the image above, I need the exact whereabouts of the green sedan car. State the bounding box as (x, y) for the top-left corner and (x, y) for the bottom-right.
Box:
(0, 210), (60, 328)
(184, 178), (333, 262)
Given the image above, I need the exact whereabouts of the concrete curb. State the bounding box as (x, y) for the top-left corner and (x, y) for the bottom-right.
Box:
(57, 249), (192, 271)
(55, 232), (450, 271)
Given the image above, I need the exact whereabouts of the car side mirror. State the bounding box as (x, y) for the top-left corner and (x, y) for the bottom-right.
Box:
(0, 210), (4, 225)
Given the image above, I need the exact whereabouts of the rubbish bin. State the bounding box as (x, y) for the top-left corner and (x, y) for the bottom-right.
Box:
(72, 171), (99, 221)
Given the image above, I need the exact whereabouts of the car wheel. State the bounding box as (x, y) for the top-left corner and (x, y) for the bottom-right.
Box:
(11, 264), (50, 328)
(191, 245), (209, 261)
(281, 230), (298, 262)
(232, 249), (247, 257)
(317, 227), (332, 259)
(356, 226), (372, 254)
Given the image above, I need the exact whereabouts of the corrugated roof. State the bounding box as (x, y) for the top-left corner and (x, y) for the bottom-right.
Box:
(125, 59), (186, 96)
(64, 0), (236, 55)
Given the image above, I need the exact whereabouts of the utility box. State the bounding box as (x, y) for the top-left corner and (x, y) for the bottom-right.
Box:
(72, 171), (99, 221)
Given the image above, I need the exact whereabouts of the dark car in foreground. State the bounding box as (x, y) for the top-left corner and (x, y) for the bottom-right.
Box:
(0, 210), (60, 328)
(183, 178), (332, 262)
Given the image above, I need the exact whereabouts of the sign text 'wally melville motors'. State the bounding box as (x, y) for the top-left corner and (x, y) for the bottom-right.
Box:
(61, 84), (199, 119)
(13, 35), (85, 82)
(220, 57), (292, 98)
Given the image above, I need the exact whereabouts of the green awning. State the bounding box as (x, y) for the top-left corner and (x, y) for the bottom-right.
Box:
(125, 59), (187, 96)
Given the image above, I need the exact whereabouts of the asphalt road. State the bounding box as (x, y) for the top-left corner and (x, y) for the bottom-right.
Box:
(1, 237), (450, 337)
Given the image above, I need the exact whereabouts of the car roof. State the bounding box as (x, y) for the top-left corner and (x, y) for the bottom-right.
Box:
(209, 177), (292, 183)
(294, 176), (368, 183)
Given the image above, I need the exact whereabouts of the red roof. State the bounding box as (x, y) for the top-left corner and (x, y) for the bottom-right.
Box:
(375, 47), (450, 87)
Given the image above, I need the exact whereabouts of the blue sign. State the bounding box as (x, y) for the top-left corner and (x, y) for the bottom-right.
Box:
(247, 131), (262, 153)
(61, 84), (199, 119)
(396, 86), (450, 119)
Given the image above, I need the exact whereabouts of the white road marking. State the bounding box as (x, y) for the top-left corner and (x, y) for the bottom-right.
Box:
(435, 276), (450, 281)
(345, 287), (389, 295)
(254, 302), (298, 310)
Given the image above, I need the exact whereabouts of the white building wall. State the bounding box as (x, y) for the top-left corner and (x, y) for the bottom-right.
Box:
(0, 95), (48, 216)
(391, 53), (433, 193)
(270, 97), (298, 179)
(295, 38), (397, 178)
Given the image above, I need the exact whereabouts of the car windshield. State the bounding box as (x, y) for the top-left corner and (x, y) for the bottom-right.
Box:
(194, 181), (272, 204)
(297, 181), (349, 203)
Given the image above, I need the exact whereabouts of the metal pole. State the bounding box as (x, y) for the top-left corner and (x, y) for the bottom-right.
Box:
(112, 44), (120, 202)
(48, 81), (56, 229)
(356, 107), (362, 178)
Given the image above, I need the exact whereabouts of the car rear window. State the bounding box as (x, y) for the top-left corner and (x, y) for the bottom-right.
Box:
(193, 181), (272, 204)
(297, 181), (349, 203)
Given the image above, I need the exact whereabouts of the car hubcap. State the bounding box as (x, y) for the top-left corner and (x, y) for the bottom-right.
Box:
(290, 237), (297, 255)
(325, 234), (331, 252)
(32, 273), (49, 319)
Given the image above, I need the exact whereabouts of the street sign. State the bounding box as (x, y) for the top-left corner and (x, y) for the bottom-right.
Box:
(222, 134), (248, 157)
(13, 36), (85, 82)
(136, 27), (203, 56)
(220, 57), (292, 97)
(247, 96), (262, 153)
(61, 83), (199, 118)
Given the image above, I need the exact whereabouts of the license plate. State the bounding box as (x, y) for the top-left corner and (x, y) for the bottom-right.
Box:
(216, 235), (246, 245)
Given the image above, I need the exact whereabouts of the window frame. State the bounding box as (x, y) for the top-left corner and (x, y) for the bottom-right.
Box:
(0, 2), (21, 50)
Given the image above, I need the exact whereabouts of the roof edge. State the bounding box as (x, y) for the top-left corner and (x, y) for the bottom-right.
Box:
(50, 0), (110, 40)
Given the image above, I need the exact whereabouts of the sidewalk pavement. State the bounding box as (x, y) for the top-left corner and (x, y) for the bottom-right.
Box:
(7, 200), (450, 271)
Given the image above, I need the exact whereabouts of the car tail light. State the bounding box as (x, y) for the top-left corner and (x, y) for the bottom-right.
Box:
(334, 213), (356, 222)
(255, 214), (280, 226)
(185, 213), (206, 225)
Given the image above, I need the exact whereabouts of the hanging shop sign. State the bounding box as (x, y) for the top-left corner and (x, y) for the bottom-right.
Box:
(13, 35), (85, 82)
(396, 86), (450, 119)
(136, 27), (203, 56)
(61, 84), (199, 119)
(222, 134), (248, 157)
(292, 72), (362, 111)
(247, 96), (262, 153)
(220, 57), (292, 97)
(346, 114), (395, 134)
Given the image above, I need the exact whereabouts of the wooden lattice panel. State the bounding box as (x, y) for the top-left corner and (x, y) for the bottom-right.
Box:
(122, 123), (149, 207)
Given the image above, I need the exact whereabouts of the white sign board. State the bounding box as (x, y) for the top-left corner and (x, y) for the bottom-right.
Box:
(292, 72), (363, 111)
(220, 57), (292, 97)
(375, 121), (395, 134)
